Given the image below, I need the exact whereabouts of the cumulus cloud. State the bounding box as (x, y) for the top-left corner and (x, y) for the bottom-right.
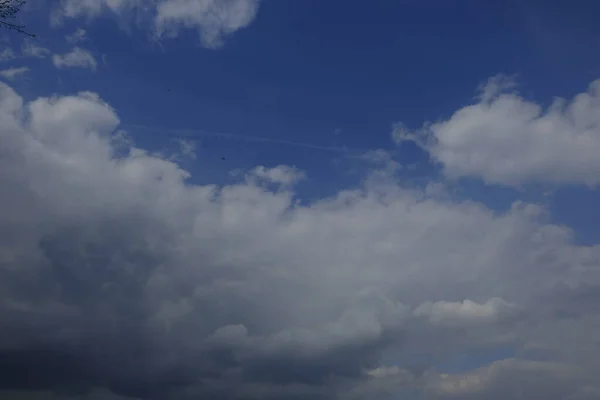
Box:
(52, 47), (97, 71)
(0, 67), (29, 81)
(1, 81), (600, 399)
(53, 0), (261, 48)
(394, 76), (600, 187)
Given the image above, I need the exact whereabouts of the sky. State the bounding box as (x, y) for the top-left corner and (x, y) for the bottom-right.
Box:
(2, 0), (600, 399)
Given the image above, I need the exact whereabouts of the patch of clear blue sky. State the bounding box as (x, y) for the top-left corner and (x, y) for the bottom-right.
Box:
(11, 0), (600, 246)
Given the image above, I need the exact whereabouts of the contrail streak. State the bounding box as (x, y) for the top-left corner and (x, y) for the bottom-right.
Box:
(121, 124), (362, 154)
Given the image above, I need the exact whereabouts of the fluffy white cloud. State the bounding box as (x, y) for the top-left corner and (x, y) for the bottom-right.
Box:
(53, 0), (261, 48)
(1, 81), (600, 399)
(395, 76), (600, 187)
(52, 47), (97, 71)
(0, 67), (29, 81)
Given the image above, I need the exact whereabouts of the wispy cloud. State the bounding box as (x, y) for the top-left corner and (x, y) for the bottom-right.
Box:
(21, 40), (51, 59)
(66, 28), (87, 44)
(52, 0), (262, 48)
(52, 47), (97, 71)
(0, 47), (16, 62)
(0, 66), (29, 81)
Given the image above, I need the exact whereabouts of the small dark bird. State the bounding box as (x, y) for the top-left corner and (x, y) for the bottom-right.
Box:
(221, 157), (226, 161)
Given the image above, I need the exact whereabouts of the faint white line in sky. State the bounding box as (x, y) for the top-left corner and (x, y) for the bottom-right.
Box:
(122, 124), (363, 154)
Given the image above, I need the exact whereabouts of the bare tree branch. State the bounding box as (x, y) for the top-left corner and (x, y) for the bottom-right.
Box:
(0, 0), (34, 37)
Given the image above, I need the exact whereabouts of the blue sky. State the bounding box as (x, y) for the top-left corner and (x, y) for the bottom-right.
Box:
(2, 1), (600, 399)
(15, 0), (600, 240)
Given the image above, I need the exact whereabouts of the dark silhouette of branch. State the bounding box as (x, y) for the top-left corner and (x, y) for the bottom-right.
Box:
(0, 0), (34, 37)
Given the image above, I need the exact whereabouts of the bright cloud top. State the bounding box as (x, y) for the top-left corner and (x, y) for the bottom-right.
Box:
(246, 165), (306, 188)
(2, 79), (600, 399)
(394, 77), (600, 187)
(53, 0), (261, 48)
(413, 298), (517, 328)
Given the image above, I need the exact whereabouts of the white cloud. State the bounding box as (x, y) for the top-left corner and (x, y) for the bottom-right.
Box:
(246, 165), (306, 187)
(414, 298), (516, 327)
(1, 81), (600, 399)
(66, 28), (88, 44)
(476, 74), (518, 103)
(154, 0), (260, 48)
(53, 0), (261, 48)
(0, 47), (16, 62)
(395, 76), (600, 187)
(0, 67), (29, 81)
(21, 40), (51, 59)
(52, 0), (138, 21)
(174, 138), (197, 160)
(52, 47), (98, 71)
